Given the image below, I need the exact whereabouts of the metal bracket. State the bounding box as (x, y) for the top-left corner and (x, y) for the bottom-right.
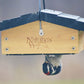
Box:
(39, 0), (45, 36)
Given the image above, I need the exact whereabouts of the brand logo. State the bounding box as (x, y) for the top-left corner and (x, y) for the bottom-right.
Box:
(26, 37), (52, 49)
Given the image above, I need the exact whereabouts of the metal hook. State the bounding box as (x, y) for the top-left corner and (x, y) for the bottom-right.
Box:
(39, 0), (44, 36)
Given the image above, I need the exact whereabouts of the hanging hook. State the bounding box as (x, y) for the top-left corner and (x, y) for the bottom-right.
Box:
(39, 0), (44, 36)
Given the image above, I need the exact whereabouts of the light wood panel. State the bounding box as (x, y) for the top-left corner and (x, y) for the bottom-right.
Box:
(1, 21), (79, 54)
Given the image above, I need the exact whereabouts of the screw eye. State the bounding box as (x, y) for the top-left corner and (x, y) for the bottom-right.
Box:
(39, 29), (44, 36)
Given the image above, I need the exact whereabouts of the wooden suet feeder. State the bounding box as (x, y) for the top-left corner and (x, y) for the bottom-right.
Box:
(0, 0), (84, 55)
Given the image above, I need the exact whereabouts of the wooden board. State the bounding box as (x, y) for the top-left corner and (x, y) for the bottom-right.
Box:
(79, 31), (84, 52)
(1, 21), (79, 54)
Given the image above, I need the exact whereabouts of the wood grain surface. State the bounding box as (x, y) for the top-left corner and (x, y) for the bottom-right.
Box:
(1, 21), (79, 54)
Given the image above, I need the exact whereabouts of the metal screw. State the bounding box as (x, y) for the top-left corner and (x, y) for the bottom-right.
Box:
(40, 32), (44, 36)
(71, 36), (75, 40)
(5, 37), (8, 40)
(40, 32), (42, 35)
(6, 48), (9, 51)
(72, 47), (75, 50)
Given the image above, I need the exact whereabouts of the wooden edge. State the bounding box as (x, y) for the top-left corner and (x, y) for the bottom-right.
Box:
(79, 31), (84, 52)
